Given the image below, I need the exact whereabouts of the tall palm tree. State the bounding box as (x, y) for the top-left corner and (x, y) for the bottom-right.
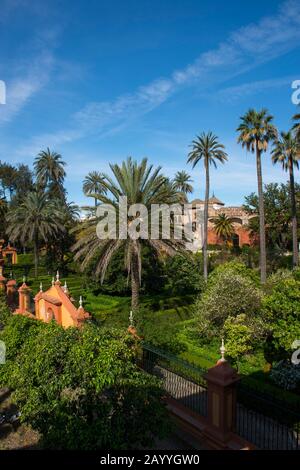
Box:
(272, 131), (300, 267)
(237, 109), (277, 284)
(293, 111), (300, 142)
(6, 191), (65, 277)
(34, 148), (66, 200)
(83, 171), (107, 207)
(187, 132), (228, 281)
(173, 171), (193, 202)
(212, 213), (234, 243)
(72, 157), (186, 311)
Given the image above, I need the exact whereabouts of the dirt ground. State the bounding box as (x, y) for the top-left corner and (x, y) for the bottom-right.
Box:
(0, 388), (40, 450)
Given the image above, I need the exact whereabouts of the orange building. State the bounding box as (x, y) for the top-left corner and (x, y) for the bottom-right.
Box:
(12, 272), (90, 328)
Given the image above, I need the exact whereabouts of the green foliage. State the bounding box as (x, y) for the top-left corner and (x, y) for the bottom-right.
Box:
(262, 278), (300, 357)
(195, 265), (262, 340)
(0, 293), (10, 329)
(164, 254), (204, 295)
(0, 317), (169, 449)
(223, 314), (267, 361)
(209, 260), (260, 285)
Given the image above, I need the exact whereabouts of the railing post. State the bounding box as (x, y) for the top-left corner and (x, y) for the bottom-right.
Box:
(203, 340), (240, 448)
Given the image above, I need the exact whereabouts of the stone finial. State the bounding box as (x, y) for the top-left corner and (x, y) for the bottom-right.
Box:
(23, 275), (26, 284)
(79, 296), (83, 309)
(129, 310), (134, 327)
(52, 277), (55, 286)
(219, 338), (226, 363)
(63, 281), (68, 293)
(55, 271), (61, 285)
(40, 282), (43, 292)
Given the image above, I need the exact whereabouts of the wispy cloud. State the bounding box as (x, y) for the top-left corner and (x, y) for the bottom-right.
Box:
(215, 76), (295, 103)
(16, 0), (300, 156)
(0, 50), (55, 124)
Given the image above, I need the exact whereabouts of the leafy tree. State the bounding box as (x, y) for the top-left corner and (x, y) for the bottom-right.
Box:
(195, 264), (262, 340)
(187, 132), (228, 281)
(262, 278), (300, 358)
(72, 157), (186, 311)
(164, 254), (204, 295)
(244, 183), (300, 263)
(173, 171), (193, 202)
(6, 191), (65, 276)
(237, 108), (277, 284)
(83, 171), (107, 208)
(0, 162), (18, 200)
(34, 148), (66, 200)
(272, 131), (300, 267)
(0, 317), (169, 449)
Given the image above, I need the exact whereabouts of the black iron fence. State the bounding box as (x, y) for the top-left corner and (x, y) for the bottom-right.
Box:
(141, 343), (208, 417)
(236, 383), (300, 450)
(141, 344), (300, 450)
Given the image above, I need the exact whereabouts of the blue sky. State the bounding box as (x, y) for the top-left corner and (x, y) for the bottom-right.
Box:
(0, 0), (300, 206)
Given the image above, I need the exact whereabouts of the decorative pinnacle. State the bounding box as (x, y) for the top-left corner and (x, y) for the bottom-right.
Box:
(220, 338), (226, 363)
(40, 282), (43, 292)
(63, 281), (68, 292)
(22, 275), (26, 283)
(129, 310), (134, 327)
(79, 296), (83, 309)
(56, 271), (60, 282)
(52, 277), (55, 286)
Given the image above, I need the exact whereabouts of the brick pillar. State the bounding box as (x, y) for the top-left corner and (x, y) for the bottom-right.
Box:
(0, 259), (6, 291)
(6, 278), (17, 307)
(203, 345), (240, 448)
(17, 281), (31, 314)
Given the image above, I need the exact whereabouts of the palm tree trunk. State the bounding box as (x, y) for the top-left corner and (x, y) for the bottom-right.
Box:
(289, 160), (298, 267)
(131, 259), (140, 312)
(33, 233), (39, 278)
(256, 145), (267, 284)
(203, 157), (209, 281)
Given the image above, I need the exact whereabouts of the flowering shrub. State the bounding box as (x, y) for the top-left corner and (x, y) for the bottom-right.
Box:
(194, 269), (262, 339)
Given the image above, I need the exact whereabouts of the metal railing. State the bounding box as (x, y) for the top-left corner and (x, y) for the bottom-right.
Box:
(236, 384), (300, 450)
(141, 343), (208, 417)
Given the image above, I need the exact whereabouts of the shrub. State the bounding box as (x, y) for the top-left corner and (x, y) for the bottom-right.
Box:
(0, 318), (169, 449)
(0, 292), (10, 329)
(262, 278), (300, 357)
(208, 260), (260, 286)
(164, 254), (204, 296)
(270, 361), (300, 391)
(223, 314), (267, 362)
(263, 269), (294, 295)
(194, 269), (262, 340)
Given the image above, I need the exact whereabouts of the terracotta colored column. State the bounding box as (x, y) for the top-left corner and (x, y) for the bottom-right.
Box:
(0, 259), (6, 291)
(17, 281), (31, 314)
(203, 341), (240, 447)
(6, 278), (17, 307)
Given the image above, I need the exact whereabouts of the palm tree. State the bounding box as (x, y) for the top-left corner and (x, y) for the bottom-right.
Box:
(293, 111), (300, 142)
(83, 171), (107, 207)
(34, 148), (66, 200)
(72, 157), (186, 311)
(212, 213), (234, 243)
(173, 171), (193, 202)
(6, 191), (65, 277)
(272, 131), (300, 267)
(187, 132), (228, 281)
(237, 109), (277, 284)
